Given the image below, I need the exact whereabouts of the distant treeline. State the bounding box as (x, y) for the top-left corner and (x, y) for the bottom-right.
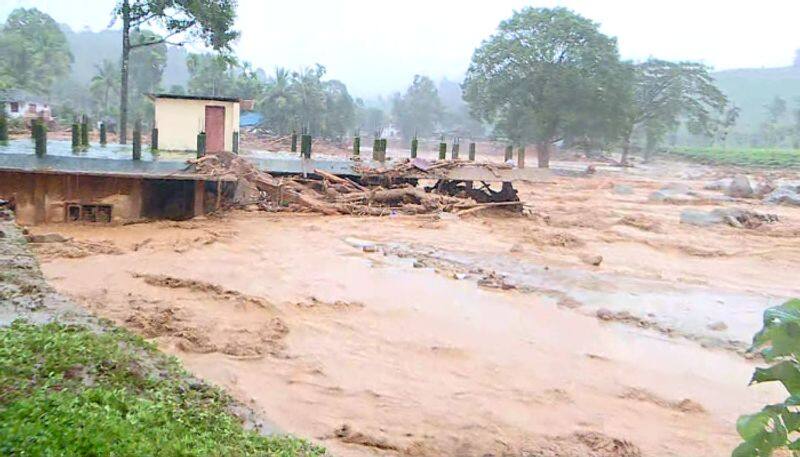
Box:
(1, 4), (799, 161)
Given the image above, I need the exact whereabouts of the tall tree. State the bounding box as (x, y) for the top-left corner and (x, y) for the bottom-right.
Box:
(114, 0), (238, 143)
(322, 80), (355, 139)
(391, 75), (443, 139)
(260, 67), (297, 134)
(463, 7), (629, 167)
(0, 8), (72, 94)
(618, 60), (728, 163)
(291, 65), (326, 135)
(128, 30), (167, 123)
(186, 53), (235, 96)
(90, 59), (120, 119)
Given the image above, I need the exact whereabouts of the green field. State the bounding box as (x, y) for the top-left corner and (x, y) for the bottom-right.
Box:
(668, 147), (800, 168)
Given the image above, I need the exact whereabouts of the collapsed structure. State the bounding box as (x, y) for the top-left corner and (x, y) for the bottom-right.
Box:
(0, 91), (548, 225)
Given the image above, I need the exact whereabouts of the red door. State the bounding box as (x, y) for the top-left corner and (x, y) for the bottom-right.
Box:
(204, 106), (225, 152)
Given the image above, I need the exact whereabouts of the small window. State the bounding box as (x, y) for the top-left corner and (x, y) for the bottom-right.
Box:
(27, 103), (36, 113)
(65, 203), (113, 223)
(9, 102), (18, 113)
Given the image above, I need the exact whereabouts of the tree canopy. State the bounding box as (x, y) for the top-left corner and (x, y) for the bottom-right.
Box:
(463, 7), (629, 167)
(258, 65), (357, 139)
(114, 0), (239, 142)
(619, 59), (728, 162)
(0, 8), (72, 94)
(391, 75), (443, 139)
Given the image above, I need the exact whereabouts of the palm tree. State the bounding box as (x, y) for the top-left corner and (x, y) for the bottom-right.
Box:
(260, 67), (297, 134)
(90, 59), (119, 119)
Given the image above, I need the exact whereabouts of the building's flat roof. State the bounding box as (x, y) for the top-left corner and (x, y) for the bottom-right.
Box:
(148, 93), (240, 103)
(0, 140), (553, 183)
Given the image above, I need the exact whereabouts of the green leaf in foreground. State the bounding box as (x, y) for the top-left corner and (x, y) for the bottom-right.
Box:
(733, 299), (800, 457)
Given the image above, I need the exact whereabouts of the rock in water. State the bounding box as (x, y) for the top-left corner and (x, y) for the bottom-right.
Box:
(648, 182), (693, 203)
(763, 186), (800, 206)
(726, 174), (754, 198)
(680, 209), (724, 227)
(580, 254), (604, 266)
(704, 178), (732, 191)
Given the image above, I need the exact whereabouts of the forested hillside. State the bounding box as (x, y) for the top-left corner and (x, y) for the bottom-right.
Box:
(60, 24), (189, 88)
(715, 62), (800, 131)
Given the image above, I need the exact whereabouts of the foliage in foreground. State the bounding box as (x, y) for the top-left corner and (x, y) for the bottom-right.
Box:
(0, 321), (325, 456)
(734, 299), (800, 456)
(670, 146), (800, 168)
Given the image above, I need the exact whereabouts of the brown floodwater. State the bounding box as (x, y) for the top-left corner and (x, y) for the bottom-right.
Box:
(33, 163), (800, 456)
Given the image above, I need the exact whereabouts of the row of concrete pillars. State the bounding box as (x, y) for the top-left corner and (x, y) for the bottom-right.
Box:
(287, 133), (514, 166)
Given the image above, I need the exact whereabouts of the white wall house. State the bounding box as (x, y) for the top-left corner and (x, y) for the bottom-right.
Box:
(0, 89), (53, 124)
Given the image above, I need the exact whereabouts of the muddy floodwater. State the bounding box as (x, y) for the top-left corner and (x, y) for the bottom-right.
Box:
(32, 160), (800, 456)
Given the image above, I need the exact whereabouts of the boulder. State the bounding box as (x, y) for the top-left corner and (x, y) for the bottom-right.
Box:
(580, 254), (604, 266)
(763, 185), (800, 206)
(681, 208), (778, 229)
(680, 209), (724, 227)
(754, 180), (775, 197)
(704, 178), (732, 191)
(726, 174), (754, 198)
(649, 182), (694, 203)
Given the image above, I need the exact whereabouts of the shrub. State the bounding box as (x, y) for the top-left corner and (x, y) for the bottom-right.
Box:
(733, 299), (800, 456)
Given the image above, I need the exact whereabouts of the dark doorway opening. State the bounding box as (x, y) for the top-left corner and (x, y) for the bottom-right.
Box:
(204, 106), (225, 152)
(141, 179), (195, 220)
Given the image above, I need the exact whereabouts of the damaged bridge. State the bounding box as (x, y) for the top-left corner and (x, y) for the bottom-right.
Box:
(0, 139), (549, 225)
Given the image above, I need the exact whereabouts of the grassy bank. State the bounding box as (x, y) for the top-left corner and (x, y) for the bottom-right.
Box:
(668, 146), (800, 168)
(0, 215), (324, 456)
(0, 320), (325, 456)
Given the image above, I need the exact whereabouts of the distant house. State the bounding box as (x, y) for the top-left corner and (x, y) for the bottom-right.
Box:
(0, 89), (54, 125)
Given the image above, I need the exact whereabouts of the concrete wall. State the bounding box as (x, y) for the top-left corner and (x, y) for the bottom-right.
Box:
(0, 172), (142, 225)
(153, 98), (240, 152)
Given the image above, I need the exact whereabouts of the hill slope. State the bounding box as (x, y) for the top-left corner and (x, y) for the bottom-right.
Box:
(60, 25), (189, 88)
(714, 65), (800, 131)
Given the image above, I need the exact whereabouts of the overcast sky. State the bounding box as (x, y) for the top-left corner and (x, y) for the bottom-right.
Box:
(2, 0), (799, 97)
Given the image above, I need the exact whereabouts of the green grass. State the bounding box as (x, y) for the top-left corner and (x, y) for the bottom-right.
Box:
(0, 321), (325, 456)
(668, 146), (800, 168)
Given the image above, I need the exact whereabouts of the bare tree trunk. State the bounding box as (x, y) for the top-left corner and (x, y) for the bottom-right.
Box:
(119, 0), (130, 144)
(536, 141), (550, 168)
(620, 136), (631, 165)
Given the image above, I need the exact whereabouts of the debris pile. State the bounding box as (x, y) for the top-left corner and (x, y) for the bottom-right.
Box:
(189, 152), (519, 216)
